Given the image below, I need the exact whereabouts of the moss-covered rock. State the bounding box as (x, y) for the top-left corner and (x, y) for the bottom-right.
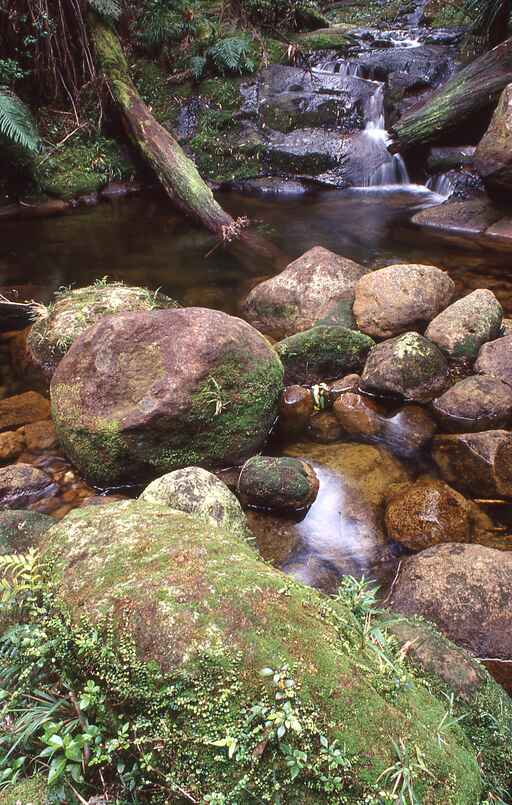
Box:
(51, 308), (284, 487)
(238, 455), (319, 511)
(40, 499), (495, 802)
(28, 281), (179, 385)
(1, 775), (48, 804)
(0, 509), (54, 554)
(276, 325), (374, 385)
(425, 289), (503, 365)
(140, 466), (248, 539)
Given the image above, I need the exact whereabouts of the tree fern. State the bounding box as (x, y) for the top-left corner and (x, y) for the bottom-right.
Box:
(88, 0), (122, 21)
(207, 36), (255, 75)
(0, 89), (40, 153)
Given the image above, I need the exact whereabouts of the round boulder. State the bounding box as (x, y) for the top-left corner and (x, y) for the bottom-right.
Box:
(242, 246), (367, 339)
(432, 430), (512, 498)
(51, 308), (284, 487)
(385, 478), (473, 551)
(425, 289), (503, 364)
(141, 466), (248, 539)
(0, 509), (54, 554)
(390, 543), (512, 659)
(275, 325), (375, 385)
(474, 335), (512, 386)
(28, 282), (179, 383)
(353, 263), (454, 339)
(238, 455), (319, 511)
(433, 375), (512, 432)
(360, 332), (448, 401)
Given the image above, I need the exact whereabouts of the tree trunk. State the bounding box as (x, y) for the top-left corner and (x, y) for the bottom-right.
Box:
(89, 13), (235, 236)
(489, 0), (511, 48)
(393, 38), (512, 150)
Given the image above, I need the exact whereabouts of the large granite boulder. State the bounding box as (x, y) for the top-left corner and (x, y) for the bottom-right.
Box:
(37, 499), (493, 800)
(432, 375), (512, 432)
(140, 466), (248, 539)
(242, 247), (367, 339)
(353, 263), (454, 338)
(475, 334), (512, 386)
(28, 282), (179, 384)
(432, 430), (512, 498)
(51, 308), (284, 487)
(360, 332), (448, 401)
(425, 289), (503, 364)
(390, 543), (512, 660)
(474, 83), (512, 196)
(275, 326), (374, 384)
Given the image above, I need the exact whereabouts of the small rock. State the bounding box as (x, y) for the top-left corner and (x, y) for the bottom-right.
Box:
(0, 391), (50, 431)
(474, 335), (512, 386)
(308, 411), (343, 443)
(425, 289), (503, 364)
(278, 385), (314, 437)
(432, 430), (512, 498)
(433, 375), (512, 432)
(360, 332), (448, 402)
(390, 543), (512, 659)
(385, 478), (472, 550)
(19, 420), (58, 451)
(353, 263), (454, 338)
(276, 325), (374, 385)
(0, 509), (54, 554)
(0, 463), (53, 509)
(242, 246), (367, 339)
(0, 430), (26, 461)
(328, 373), (361, 402)
(238, 455), (319, 512)
(333, 392), (382, 438)
(141, 466), (248, 539)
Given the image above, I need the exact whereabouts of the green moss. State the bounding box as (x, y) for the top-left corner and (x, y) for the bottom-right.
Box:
(34, 134), (134, 200)
(327, 0), (402, 26)
(133, 59), (193, 127)
(276, 326), (375, 384)
(293, 25), (354, 51)
(1, 775), (48, 804)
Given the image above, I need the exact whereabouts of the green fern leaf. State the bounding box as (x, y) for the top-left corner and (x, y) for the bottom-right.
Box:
(0, 89), (40, 153)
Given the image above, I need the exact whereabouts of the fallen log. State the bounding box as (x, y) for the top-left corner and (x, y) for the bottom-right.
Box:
(0, 297), (36, 331)
(393, 38), (512, 149)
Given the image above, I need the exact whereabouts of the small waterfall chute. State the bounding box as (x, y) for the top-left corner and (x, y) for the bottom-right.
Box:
(426, 173), (455, 198)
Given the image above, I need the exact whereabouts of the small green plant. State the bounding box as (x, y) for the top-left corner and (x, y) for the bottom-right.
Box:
(377, 739), (435, 805)
(0, 89), (40, 153)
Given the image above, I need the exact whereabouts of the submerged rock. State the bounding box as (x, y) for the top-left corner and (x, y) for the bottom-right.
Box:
(0, 509), (54, 554)
(425, 289), (503, 364)
(38, 499), (490, 800)
(384, 478), (475, 551)
(0, 463), (54, 509)
(390, 543), (512, 660)
(276, 325), (374, 384)
(475, 83), (512, 196)
(475, 335), (512, 386)
(28, 282), (179, 384)
(51, 308), (284, 487)
(141, 467), (248, 539)
(238, 455), (319, 512)
(242, 246), (366, 339)
(353, 263), (454, 338)
(308, 411), (343, 443)
(432, 430), (512, 498)
(360, 332), (448, 401)
(433, 375), (512, 432)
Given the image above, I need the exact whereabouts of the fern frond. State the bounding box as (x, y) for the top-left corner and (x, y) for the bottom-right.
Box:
(0, 89), (40, 153)
(207, 36), (254, 75)
(89, 0), (122, 20)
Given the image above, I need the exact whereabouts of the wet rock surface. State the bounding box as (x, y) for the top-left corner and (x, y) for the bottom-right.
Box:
(238, 455), (319, 512)
(475, 335), (512, 386)
(475, 83), (512, 196)
(276, 325), (374, 384)
(390, 543), (512, 660)
(353, 263), (454, 338)
(433, 375), (512, 432)
(242, 246), (366, 338)
(277, 384), (314, 437)
(0, 463), (55, 509)
(361, 332), (448, 401)
(432, 430), (512, 498)
(0, 391), (50, 431)
(51, 308), (284, 486)
(425, 289), (503, 363)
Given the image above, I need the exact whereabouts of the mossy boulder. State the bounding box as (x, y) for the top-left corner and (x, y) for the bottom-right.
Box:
(425, 289), (503, 365)
(238, 455), (319, 511)
(0, 509), (54, 554)
(276, 326), (374, 385)
(140, 466), (248, 539)
(28, 282), (179, 384)
(2, 774), (48, 804)
(51, 308), (284, 487)
(40, 499), (495, 802)
(361, 332), (449, 402)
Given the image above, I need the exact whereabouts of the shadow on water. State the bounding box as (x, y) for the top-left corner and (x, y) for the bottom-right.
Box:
(1, 186), (512, 595)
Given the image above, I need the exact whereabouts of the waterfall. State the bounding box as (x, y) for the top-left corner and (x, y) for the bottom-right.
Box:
(360, 83), (411, 186)
(426, 173), (455, 198)
(315, 58), (362, 77)
(369, 154), (410, 186)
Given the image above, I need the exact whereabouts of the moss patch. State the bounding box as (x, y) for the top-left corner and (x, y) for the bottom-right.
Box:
(2, 775), (48, 804)
(276, 325), (374, 384)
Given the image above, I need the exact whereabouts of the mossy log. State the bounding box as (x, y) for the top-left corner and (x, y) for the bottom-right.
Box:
(394, 38), (512, 149)
(89, 13), (234, 235)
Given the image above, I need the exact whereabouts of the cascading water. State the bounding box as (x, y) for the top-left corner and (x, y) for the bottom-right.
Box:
(426, 173), (455, 198)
